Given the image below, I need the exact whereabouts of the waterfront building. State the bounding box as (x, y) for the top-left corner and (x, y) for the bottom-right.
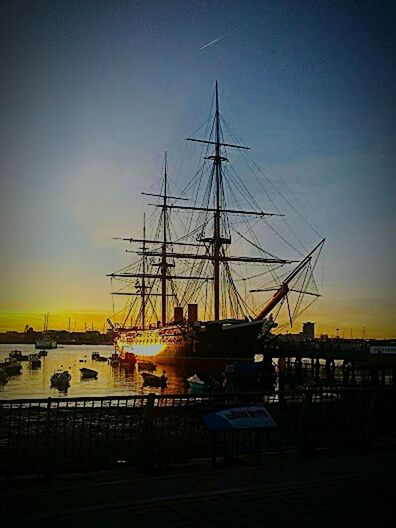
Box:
(302, 322), (315, 340)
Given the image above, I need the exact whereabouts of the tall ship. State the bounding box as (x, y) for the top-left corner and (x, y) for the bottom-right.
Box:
(108, 83), (324, 368)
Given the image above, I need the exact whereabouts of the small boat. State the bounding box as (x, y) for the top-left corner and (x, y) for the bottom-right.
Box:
(119, 351), (137, 367)
(1, 358), (22, 376)
(28, 354), (42, 369)
(50, 370), (71, 387)
(141, 371), (167, 388)
(187, 374), (221, 392)
(80, 367), (98, 379)
(137, 360), (156, 371)
(92, 352), (107, 362)
(9, 350), (28, 361)
(38, 349), (48, 357)
(108, 353), (120, 366)
(187, 374), (208, 391)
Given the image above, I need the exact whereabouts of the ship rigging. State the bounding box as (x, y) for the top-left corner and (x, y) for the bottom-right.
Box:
(108, 83), (325, 362)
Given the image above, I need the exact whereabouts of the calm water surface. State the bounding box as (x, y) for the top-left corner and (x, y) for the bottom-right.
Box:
(0, 344), (188, 399)
(1, 345), (383, 400)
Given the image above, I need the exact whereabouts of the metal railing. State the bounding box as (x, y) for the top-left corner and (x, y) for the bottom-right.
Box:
(1, 387), (395, 477)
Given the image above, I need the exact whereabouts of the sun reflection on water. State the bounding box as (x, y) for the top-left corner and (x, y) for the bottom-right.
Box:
(128, 343), (163, 357)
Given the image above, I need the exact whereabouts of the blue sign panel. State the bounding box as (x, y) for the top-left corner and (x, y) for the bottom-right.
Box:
(202, 405), (276, 432)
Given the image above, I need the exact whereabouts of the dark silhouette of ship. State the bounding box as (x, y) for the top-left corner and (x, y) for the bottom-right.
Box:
(108, 83), (324, 367)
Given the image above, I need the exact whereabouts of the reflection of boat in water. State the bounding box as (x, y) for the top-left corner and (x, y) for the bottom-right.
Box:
(80, 368), (98, 379)
(141, 371), (167, 388)
(28, 354), (41, 369)
(0, 367), (8, 384)
(137, 360), (156, 371)
(50, 370), (71, 388)
(109, 83), (325, 368)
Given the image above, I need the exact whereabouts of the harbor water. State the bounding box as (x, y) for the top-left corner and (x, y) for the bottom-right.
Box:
(1, 344), (391, 400)
(0, 344), (188, 399)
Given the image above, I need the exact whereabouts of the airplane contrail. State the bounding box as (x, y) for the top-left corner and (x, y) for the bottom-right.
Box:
(200, 32), (230, 50)
(199, 10), (267, 51)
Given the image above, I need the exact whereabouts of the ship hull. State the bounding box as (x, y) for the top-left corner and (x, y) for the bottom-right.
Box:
(115, 318), (271, 372)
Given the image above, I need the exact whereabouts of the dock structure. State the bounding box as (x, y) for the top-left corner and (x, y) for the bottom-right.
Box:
(261, 338), (396, 388)
(266, 337), (395, 362)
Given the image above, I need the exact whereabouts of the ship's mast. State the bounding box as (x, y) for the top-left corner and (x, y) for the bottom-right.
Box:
(213, 82), (221, 320)
(109, 154), (212, 327)
(110, 83), (308, 325)
(141, 213), (147, 330)
(110, 84), (324, 328)
(161, 152), (168, 326)
(140, 81), (291, 322)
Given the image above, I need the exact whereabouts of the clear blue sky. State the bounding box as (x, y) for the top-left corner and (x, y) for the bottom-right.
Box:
(0, 0), (395, 337)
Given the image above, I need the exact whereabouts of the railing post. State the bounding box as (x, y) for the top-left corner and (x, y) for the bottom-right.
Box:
(255, 429), (262, 464)
(364, 390), (377, 445)
(141, 393), (155, 470)
(298, 389), (314, 455)
(210, 432), (217, 470)
(40, 397), (52, 478)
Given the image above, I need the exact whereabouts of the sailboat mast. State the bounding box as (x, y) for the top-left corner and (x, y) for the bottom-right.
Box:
(141, 213), (146, 330)
(161, 152), (168, 326)
(213, 81), (222, 320)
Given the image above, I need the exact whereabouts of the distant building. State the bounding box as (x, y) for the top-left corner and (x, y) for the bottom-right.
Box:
(302, 322), (315, 339)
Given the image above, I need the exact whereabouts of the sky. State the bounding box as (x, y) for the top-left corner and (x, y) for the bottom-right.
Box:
(0, 0), (395, 338)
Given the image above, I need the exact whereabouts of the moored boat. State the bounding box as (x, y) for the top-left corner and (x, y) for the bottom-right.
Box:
(187, 374), (207, 391)
(35, 334), (57, 349)
(80, 367), (98, 379)
(35, 314), (57, 349)
(141, 371), (167, 388)
(108, 352), (120, 366)
(9, 350), (28, 361)
(92, 352), (107, 362)
(50, 370), (71, 387)
(38, 349), (48, 357)
(1, 358), (22, 376)
(119, 351), (137, 367)
(187, 373), (221, 392)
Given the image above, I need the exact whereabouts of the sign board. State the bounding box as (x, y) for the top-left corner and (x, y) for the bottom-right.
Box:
(202, 405), (276, 432)
(370, 346), (396, 355)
